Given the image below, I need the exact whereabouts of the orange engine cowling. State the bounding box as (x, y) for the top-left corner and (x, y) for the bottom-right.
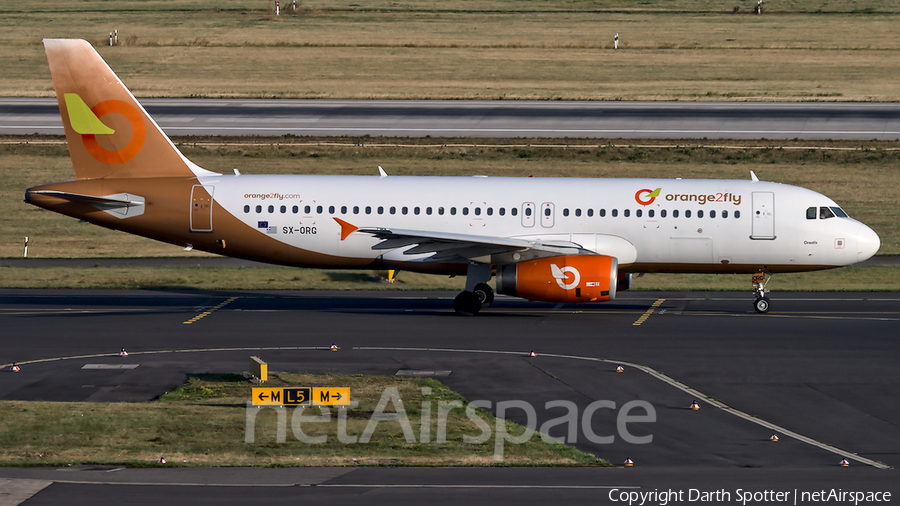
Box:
(495, 255), (618, 303)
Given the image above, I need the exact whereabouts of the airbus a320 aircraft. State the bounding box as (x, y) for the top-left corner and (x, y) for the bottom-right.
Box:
(27, 39), (881, 315)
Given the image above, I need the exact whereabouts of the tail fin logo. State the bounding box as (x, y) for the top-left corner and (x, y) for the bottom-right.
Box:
(550, 263), (580, 290)
(65, 93), (146, 165)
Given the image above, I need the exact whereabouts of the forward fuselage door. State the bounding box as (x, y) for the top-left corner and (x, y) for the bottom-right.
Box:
(751, 191), (775, 239)
(190, 184), (214, 232)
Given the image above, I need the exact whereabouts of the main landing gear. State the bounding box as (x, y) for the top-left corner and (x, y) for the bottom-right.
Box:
(454, 263), (493, 316)
(752, 271), (772, 313)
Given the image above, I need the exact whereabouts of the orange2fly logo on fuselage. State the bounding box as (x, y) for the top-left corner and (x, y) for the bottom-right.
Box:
(64, 93), (146, 164)
(634, 187), (662, 206)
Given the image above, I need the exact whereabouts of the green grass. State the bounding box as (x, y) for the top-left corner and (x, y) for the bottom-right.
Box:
(1, 1), (899, 100)
(0, 372), (608, 467)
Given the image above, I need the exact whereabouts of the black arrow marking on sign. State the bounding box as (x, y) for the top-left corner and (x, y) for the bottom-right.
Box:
(258, 391), (268, 401)
(334, 392), (342, 401)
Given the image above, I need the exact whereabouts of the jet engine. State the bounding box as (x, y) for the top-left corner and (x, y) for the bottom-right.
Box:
(495, 255), (618, 303)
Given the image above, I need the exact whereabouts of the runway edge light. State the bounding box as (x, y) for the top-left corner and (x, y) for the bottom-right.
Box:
(616, 365), (624, 373)
(690, 400), (700, 410)
(157, 456), (167, 464)
(624, 458), (634, 467)
(11, 363), (20, 372)
(840, 458), (850, 467)
(528, 350), (536, 357)
(330, 343), (339, 352)
(770, 434), (779, 442)
(119, 348), (128, 357)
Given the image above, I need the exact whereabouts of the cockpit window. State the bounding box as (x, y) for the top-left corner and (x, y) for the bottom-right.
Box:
(806, 207), (817, 220)
(819, 206), (835, 220)
(831, 206), (849, 218)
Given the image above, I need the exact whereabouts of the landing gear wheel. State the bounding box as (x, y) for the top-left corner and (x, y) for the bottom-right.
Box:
(473, 283), (494, 309)
(454, 291), (482, 316)
(754, 296), (770, 314)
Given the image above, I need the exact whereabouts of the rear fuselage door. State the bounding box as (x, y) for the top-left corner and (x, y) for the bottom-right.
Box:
(190, 185), (214, 232)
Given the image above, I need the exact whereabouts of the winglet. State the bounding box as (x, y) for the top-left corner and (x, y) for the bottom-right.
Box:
(333, 218), (359, 241)
(750, 170), (759, 182)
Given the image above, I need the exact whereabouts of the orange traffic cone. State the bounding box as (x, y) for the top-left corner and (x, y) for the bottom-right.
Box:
(528, 351), (537, 357)
(158, 456), (167, 464)
(769, 434), (779, 442)
(330, 344), (338, 352)
(119, 348), (128, 357)
(840, 458), (849, 467)
(624, 458), (634, 467)
(690, 400), (700, 410)
(10, 363), (20, 372)
(616, 365), (624, 373)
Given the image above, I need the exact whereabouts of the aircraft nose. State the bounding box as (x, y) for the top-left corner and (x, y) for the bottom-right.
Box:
(856, 224), (881, 262)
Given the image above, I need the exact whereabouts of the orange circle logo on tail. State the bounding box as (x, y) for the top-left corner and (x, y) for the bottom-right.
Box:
(82, 100), (146, 164)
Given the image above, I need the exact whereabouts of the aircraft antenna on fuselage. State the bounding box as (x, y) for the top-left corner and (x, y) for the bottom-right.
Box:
(750, 170), (760, 182)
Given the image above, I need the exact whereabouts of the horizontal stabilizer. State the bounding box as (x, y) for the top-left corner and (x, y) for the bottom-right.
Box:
(28, 190), (145, 218)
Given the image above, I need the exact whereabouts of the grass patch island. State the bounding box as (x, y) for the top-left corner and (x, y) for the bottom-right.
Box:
(0, 372), (608, 467)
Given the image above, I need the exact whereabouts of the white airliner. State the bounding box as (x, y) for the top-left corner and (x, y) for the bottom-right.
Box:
(26, 39), (881, 315)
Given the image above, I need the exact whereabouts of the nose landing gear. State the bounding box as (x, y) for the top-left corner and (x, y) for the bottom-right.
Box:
(752, 271), (772, 313)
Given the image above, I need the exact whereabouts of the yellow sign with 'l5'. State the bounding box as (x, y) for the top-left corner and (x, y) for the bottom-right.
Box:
(312, 387), (351, 406)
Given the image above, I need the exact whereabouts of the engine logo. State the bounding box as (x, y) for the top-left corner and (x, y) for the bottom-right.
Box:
(550, 263), (580, 290)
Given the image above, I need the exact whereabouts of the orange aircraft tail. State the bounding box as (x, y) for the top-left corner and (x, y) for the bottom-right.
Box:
(44, 39), (211, 180)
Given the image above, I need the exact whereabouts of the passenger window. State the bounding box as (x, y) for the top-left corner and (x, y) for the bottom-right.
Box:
(612, 209), (618, 217)
(624, 209), (630, 217)
(673, 209), (679, 218)
(426, 207), (432, 215)
(819, 206), (835, 220)
(735, 210), (741, 219)
(317, 205), (323, 214)
(499, 208), (505, 216)
(660, 209), (666, 218)
(649, 210), (654, 218)
(243, 205), (250, 213)
(438, 207), (445, 215)
(722, 210), (728, 218)
(710, 210), (716, 219)
(463, 208), (469, 216)
(341, 206), (347, 214)
(390, 206), (396, 215)
(329, 205), (335, 214)
(575, 209), (582, 217)
(685, 210), (691, 218)
(511, 208), (518, 216)
(353, 206), (359, 214)
(256, 205), (262, 213)
(303, 205), (310, 214)
(451, 207), (457, 215)
(806, 207), (817, 220)
(474, 207), (481, 216)
(378, 206), (384, 215)
(600, 209), (606, 217)
(525, 208), (532, 217)
(698, 210), (704, 218)
(414, 207), (420, 215)
(366, 206), (372, 214)
(588, 209), (594, 217)
(544, 208), (551, 216)
(487, 208), (493, 216)
(563, 209), (569, 217)
(268, 205), (274, 213)
(402, 206), (408, 215)
(636, 209), (642, 218)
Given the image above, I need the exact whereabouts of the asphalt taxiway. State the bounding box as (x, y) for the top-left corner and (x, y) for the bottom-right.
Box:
(1, 289), (898, 504)
(3, 98), (900, 140)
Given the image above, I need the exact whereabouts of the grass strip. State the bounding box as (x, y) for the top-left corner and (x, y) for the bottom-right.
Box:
(0, 372), (608, 467)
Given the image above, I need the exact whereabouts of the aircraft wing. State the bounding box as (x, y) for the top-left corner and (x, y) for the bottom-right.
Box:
(355, 226), (591, 263)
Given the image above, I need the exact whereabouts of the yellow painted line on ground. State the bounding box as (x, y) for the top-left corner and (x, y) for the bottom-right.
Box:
(183, 297), (238, 325)
(632, 298), (666, 326)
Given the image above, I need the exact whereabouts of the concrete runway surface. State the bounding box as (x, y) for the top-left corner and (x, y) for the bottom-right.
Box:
(0, 289), (898, 504)
(3, 98), (900, 140)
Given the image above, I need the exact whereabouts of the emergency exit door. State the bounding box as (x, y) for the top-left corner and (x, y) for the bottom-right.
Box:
(190, 185), (214, 232)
